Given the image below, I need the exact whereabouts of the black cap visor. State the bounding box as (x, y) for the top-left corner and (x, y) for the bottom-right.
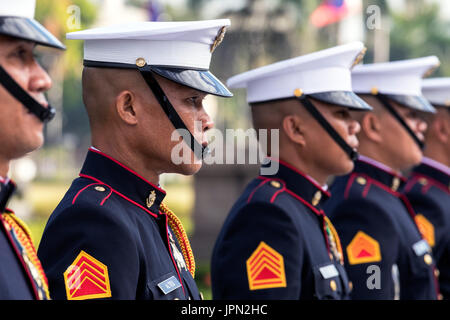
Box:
(82, 60), (231, 97)
(150, 66), (232, 98)
(385, 94), (436, 113)
(0, 16), (65, 50)
(308, 91), (373, 111)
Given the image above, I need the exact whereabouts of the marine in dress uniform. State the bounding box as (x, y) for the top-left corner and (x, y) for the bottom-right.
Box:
(37, 20), (232, 300)
(211, 42), (372, 299)
(0, 0), (65, 300)
(324, 57), (441, 300)
(403, 78), (450, 299)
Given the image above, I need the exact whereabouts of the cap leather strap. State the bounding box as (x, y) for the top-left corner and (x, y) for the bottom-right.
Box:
(297, 95), (358, 161)
(0, 65), (55, 123)
(137, 64), (209, 160)
(375, 94), (424, 150)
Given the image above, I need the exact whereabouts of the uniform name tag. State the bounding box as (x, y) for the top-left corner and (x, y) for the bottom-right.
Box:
(319, 264), (339, 279)
(412, 239), (430, 256)
(157, 276), (181, 295)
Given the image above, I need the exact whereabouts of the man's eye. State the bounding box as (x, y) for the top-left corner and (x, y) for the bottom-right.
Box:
(187, 97), (199, 105)
(336, 110), (349, 118)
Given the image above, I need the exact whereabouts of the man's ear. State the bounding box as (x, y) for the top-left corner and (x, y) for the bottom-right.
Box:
(361, 112), (383, 143)
(433, 111), (450, 144)
(282, 114), (306, 147)
(115, 90), (138, 125)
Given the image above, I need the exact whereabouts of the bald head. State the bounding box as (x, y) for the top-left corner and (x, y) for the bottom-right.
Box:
(250, 98), (305, 132)
(82, 67), (146, 130)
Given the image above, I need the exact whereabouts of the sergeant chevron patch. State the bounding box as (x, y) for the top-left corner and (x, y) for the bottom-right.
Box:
(64, 250), (111, 300)
(246, 241), (286, 290)
(415, 214), (435, 247)
(346, 231), (382, 265)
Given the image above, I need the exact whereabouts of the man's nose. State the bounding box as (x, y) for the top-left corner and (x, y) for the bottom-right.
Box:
(29, 61), (52, 95)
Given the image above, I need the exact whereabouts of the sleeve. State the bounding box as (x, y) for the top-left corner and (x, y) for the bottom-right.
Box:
(211, 202), (303, 300)
(405, 190), (450, 298)
(331, 198), (400, 300)
(37, 203), (139, 300)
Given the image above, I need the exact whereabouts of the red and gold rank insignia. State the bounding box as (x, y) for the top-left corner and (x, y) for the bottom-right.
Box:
(415, 214), (435, 247)
(246, 241), (286, 291)
(346, 231), (382, 265)
(64, 251), (112, 300)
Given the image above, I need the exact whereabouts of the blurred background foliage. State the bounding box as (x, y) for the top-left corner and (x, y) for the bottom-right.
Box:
(9, 0), (450, 300)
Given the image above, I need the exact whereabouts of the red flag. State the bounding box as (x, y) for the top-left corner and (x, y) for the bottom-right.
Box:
(310, 0), (349, 28)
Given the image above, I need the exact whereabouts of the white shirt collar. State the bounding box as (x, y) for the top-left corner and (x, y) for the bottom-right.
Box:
(358, 155), (401, 176)
(422, 157), (450, 176)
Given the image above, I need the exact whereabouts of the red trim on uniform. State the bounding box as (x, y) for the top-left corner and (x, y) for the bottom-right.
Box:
(284, 188), (321, 216)
(268, 158), (331, 197)
(362, 182), (371, 198)
(247, 178), (271, 203)
(164, 214), (186, 297)
(352, 173), (400, 197)
(403, 176), (417, 193)
(72, 183), (101, 205)
(411, 172), (449, 195)
(88, 148), (166, 195)
(0, 213), (39, 299)
(100, 188), (113, 206)
(344, 173), (357, 199)
(270, 185), (286, 203)
(79, 173), (159, 218)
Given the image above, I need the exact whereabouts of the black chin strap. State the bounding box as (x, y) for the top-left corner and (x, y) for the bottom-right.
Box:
(0, 65), (55, 123)
(137, 64), (208, 160)
(297, 95), (359, 161)
(375, 94), (424, 150)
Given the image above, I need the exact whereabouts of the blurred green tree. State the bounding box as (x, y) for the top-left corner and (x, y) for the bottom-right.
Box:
(35, 0), (97, 144)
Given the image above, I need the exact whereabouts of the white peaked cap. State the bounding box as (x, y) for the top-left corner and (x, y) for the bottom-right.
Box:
(0, 0), (65, 49)
(227, 42), (366, 104)
(422, 78), (450, 107)
(0, 0), (35, 19)
(352, 56), (440, 96)
(67, 19), (231, 70)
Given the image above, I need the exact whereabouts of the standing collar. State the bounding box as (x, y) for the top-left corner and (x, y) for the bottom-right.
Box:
(355, 156), (406, 191)
(80, 148), (166, 215)
(261, 158), (330, 208)
(421, 157), (450, 177)
(412, 158), (450, 189)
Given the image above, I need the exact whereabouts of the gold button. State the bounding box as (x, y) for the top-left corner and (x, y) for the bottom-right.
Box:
(391, 177), (400, 192)
(435, 269), (440, 278)
(94, 186), (106, 192)
(136, 57), (146, 67)
(356, 177), (366, 185)
(424, 253), (433, 265)
(312, 191), (322, 206)
(330, 280), (337, 291)
(294, 88), (303, 97)
(371, 87), (379, 95)
(418, 177), (428, 186)
(349, 281), (353, 291)
(270, 180), (281, 188)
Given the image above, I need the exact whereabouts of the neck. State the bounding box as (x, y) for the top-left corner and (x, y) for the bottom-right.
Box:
(357, 143), (402, 173)
(0, 157), (10, 179)
(91, 138), (161, 186)
(279, 153), (328, 186)
(424, 144), (450, 168)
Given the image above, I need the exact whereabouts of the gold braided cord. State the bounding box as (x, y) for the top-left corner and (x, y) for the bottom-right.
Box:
(324, 216), (344, 265)
(160, 203), (196, 278)
(2, 213), (50, 299)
